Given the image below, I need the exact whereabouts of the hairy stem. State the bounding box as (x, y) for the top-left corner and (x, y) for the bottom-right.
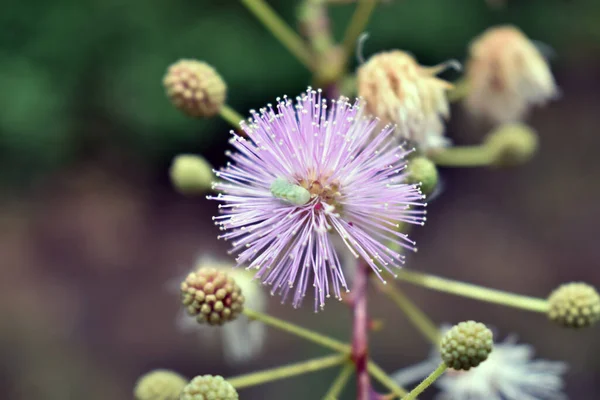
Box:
(352, 260), (371, 400)
(375, 279), (441, 346)
(395, 269), (549, 313)
(243, 308), (350, 353)
(323, 362), (355, 399)
(241, 0), (314, 69)
(402, 362), (447, 400)
(228, 354), (348, 389)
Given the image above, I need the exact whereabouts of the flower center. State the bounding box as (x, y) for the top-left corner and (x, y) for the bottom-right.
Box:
(299, 178), (341, 206)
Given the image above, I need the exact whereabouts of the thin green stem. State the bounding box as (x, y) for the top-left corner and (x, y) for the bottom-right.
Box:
(367, 361), (409, 398)
(219, 104), (245, 128)
(427, 145), (496, 167)
(395, 269), (549, 313)
(243, 308), (351, 353)
(341, 0), (377, 63)
(228, 353), (348, 389)
(298, 0), (335, 55)
(402, 362), (447, 400)
(375, 279), (441, 346)
(322, 362), (354, 400)
(446, 77), (469, 103)
(241, 0), (314, 69)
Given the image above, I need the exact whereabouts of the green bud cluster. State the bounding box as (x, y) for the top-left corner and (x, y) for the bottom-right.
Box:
(548, 282), (600, 328)
(180, 375), (238, 400)
(440, 321), (494, 370)
(134, 369), (187, 400)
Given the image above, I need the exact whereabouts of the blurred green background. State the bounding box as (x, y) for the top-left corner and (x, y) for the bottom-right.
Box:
(2, 0), (600, 399)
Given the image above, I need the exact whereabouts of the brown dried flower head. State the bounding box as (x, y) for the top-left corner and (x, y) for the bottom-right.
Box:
(465, 25), (558, 123)
(163, 59), (226, 118)
(357, 50), (453, 150)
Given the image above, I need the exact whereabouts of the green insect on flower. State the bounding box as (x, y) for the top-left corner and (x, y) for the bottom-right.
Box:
(270, 177), (312, 206)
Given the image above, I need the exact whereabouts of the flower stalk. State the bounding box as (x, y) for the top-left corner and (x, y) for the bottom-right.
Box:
(368, 361), (410, 398)
(323, 362), (355, 400)
(446, 77), (469, 102)
(240, 0), (314, 69)
(375, 279), (441, 346)
(342, 0), (377, 64)
(402, 362), (447, 400)
(219, 105), (245, 129)
(395, 269), (549, 313)
(243, 308), (350, 353)
(427, 144), (497, 167)
(227, 353), (348, 389)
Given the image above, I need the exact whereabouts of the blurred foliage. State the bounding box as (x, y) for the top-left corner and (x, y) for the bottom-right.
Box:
(1, 0), (600, 185)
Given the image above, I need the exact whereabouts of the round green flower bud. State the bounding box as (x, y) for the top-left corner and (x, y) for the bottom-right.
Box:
(163, 59), (226, 118)
(405, 156), (439, 197)
(484, 123), (538, 166)
(440, 321), (494, 371)
(170, 154), (214, 194)
(181, 267), (245, 326)
(134, 369), (187, 400)
(180, 375), (238, 400)
(547, 282), (600, 328)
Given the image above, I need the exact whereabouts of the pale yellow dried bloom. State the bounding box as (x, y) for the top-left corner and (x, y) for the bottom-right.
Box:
(357, 50), (453, 149)
(465, 25), (558, 123)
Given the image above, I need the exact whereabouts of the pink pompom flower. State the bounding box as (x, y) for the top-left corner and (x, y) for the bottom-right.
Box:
(209, 88), (426, 310)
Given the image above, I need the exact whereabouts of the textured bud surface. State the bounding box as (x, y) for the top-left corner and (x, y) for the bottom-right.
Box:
(406, 157), (439, 197)
(181, 267), (245, 326)
(180, 375), (238, 400)
(163, 59), (226, 118)
(441, 321), (494, 370)
(485, 123), (538, 166)
(134, 369), (187, 400)
(548, 282), (600, 328)
(170, 154), (214, 194)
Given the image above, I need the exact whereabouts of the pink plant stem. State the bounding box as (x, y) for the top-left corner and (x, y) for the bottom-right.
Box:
(352, 260), (371, 400)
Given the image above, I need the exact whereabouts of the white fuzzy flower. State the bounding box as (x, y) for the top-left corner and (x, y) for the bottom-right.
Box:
(465, 25), (558, 124)
(393, 334), (568, 400)
(169, 255), (267, 364)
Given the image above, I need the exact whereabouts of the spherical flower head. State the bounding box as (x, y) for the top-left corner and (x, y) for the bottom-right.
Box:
(181, 267), (245, 326)
(548, 282), (600, 328)
(436, 336), (567, 400)
(170, 154), (215, 194)
(465, 25), (558, 123)
(163, 59), (226, 118)
(405, 156), (439, 197)
(180, 375), (238, 400)
(441, 321), (494, 371)
(357, 50), (454, 150)
(209, 88), (426, 310)
(394, 331), (567, 400)
(134, 369), (187, 400)
(171, 256), (268, 364)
